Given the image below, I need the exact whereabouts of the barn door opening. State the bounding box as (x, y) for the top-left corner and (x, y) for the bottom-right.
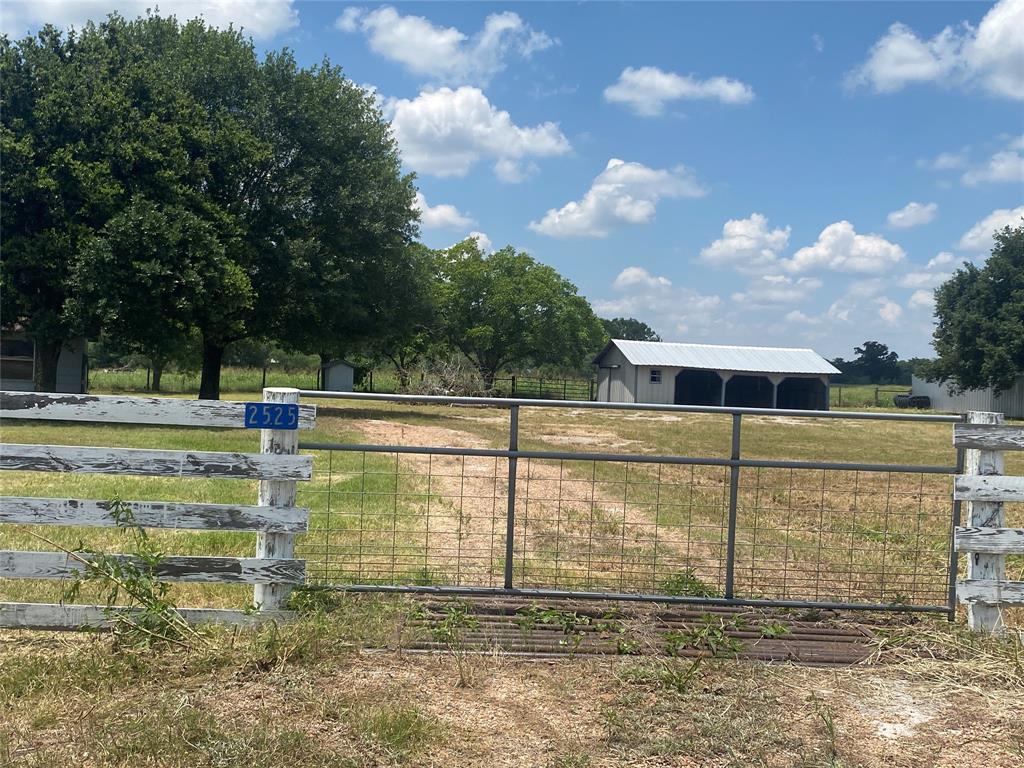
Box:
(674, 369), (721, 405)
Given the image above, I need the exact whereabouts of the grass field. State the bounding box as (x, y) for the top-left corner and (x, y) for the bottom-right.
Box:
(2, 391), (1024, 767)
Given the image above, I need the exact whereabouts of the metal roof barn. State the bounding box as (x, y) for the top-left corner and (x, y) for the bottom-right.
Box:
(593, 339), (839, 410)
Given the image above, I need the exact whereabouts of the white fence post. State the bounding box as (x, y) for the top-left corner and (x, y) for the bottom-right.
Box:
(965, 410), (1005, 633)
(254, 387), (301, 612)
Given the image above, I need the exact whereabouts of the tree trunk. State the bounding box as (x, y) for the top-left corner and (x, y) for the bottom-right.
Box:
(152, 362), (163, 392)
(481, 367), (497, 391)
(198, 339), (224, 400)
(34, 339), (63, 392)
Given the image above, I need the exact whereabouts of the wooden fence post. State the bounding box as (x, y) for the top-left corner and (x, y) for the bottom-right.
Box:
(254, 387), (301, 612)
(965, 410), (1006, 633)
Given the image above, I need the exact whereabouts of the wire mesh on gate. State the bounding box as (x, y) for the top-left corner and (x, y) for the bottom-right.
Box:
(295, 447), (953, 608)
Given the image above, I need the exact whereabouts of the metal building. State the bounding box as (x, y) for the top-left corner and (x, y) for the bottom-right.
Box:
(593, 339), (839, 410)
(317, 359), (356, 392)
(0, 331), (88, 393)
(911, 374), (1024, 418)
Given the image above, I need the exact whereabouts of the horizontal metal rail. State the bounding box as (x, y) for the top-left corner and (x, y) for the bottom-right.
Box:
(303, 584), (950, 615)
(299, 441), (958, 475)
(297, 389), (963, 423)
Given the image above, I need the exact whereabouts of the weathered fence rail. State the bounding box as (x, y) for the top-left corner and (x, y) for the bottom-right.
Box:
(0, 389), (316, 631)
(953, 411), (1024, 633)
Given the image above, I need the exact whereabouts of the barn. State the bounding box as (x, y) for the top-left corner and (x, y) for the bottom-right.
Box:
(910, 374), (1024, 418)
(593, 339), (839, 410)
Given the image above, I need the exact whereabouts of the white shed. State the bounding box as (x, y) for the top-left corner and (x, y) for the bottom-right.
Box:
(593, 339), (839, 410)
(911, 374), (1024, 418)
(318, 359), (356, 392)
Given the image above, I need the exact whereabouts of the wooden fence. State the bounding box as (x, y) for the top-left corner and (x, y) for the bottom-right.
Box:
(0, 389), (316, 630)
(954, 410), (1024, 633)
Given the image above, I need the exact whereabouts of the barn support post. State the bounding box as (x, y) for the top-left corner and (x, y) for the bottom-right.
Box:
(254, 387), (301, 612)
(768, 375), (785, 409)
(964, 410), (1005, 633)
(718, 372), (733, 407)
(724, 413), (742, 598)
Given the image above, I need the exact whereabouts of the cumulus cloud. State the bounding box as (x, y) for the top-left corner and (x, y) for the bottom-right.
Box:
(1, 0), (298, 39)
(847, 0), (1024, 100)
(957, 205), (1024, 251)
(336, 6), (554, 85)
(927, 251), (955, 268)
(604, 65), (755, 116)
(612, 267), (671, 290)
(386, 87), (570, 179)
(899, 270), (951, 289)
(595, 278), (721, 339)
(468, 231), (493, 253)
(918, 150), (970, 170)
(698, 213), (791, 273)
(812, 34), (825, 54)
(528, 158), (707, 238)
(731, 275), (822, 307)
(962, 149), (1024, 185)
(413, 192), (475, 229)
(876, 298), (904, 325)
(785, 310), (821, 325)
(908, 289), (936, 311)
(887, 201), (937, 229)
(785, 221), (905, 273)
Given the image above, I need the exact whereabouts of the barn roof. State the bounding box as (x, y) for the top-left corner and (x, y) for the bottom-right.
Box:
(595, 339), (840, 375)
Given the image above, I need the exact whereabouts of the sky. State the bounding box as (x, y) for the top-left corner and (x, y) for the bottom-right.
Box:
(3, 1), (1023, 360)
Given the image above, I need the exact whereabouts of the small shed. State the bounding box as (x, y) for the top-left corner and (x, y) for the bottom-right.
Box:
(0, 332), (88, 393)
(593, 339), (839, 410)
(318, 359), (356, 392)
(911, 374), (1024, 418)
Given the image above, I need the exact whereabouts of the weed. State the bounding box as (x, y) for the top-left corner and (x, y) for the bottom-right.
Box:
(759, 620), (792, 639)
(41, 496), (204, 650)
(516, 606), (591, 654)
(664, 615), (746, 659)
(356, 705), (435, 758)
(430, 601), (480, 687)
(660, 569), (720, 598)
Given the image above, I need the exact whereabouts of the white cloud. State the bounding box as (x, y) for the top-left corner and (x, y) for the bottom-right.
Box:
(493, 158), (538, 184)
(962, 149), (1024, 185)
(899, 270), (950, 289)
(595, 276), (722, 339)
(886, 201), (937, 229)
(528, 158), (707, 238)
(918, 150), (969, 170)
(908, 289), (936, 311)
(785, 310), (821, 325)
(731, 275), (822, 307)
(413, 192), (475, 229)
(1, 0), (298, 39)
(812, 34), (825, 54)
(698, 213), (791, 273)
(468, 231), (493, 253)
(877, 298), (904, 325)
(927, 251), (954, 268)
(386, 87), (570, 179)
(336, 6), (554, 86)
(785, 221), (905, 273)
(603, 66), (755, 117)
(847, 0), (1024, 100)
(957, 205), (1024, 250)
(613, 267), (671, 290)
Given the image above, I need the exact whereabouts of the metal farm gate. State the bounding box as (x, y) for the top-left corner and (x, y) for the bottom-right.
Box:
(294, 391), (965, 617)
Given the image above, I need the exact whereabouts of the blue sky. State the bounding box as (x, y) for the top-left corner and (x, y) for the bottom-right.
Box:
(4, 1), (1023, 359)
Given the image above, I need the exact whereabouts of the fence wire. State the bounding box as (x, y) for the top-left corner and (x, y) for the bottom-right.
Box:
(295, 448), (954, 609)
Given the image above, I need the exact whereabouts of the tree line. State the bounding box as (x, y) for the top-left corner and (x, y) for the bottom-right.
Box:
(1, 14), (662, 398)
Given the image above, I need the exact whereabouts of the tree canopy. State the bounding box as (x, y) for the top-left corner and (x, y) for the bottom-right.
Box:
(925, 223), (1024, 392)
(435, 240), (605, 387)
(1, 14), (418, 398)
(600, 317), (661, 342)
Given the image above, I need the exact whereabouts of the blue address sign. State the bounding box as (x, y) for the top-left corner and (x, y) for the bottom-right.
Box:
(244, 402), (300, 430)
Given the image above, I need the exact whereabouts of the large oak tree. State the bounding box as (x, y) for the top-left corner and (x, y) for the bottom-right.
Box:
(1, 14), (417, 398)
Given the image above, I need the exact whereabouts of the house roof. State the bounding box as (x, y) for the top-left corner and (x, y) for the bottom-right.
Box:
(595, 339), (840, 376)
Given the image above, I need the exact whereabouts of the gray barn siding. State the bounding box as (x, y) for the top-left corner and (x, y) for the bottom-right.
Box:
(322, 362), (354, 392)
(597, 347), (635, 403)
(912, 375), (1024, 419)
(0, 337), (86, 394)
